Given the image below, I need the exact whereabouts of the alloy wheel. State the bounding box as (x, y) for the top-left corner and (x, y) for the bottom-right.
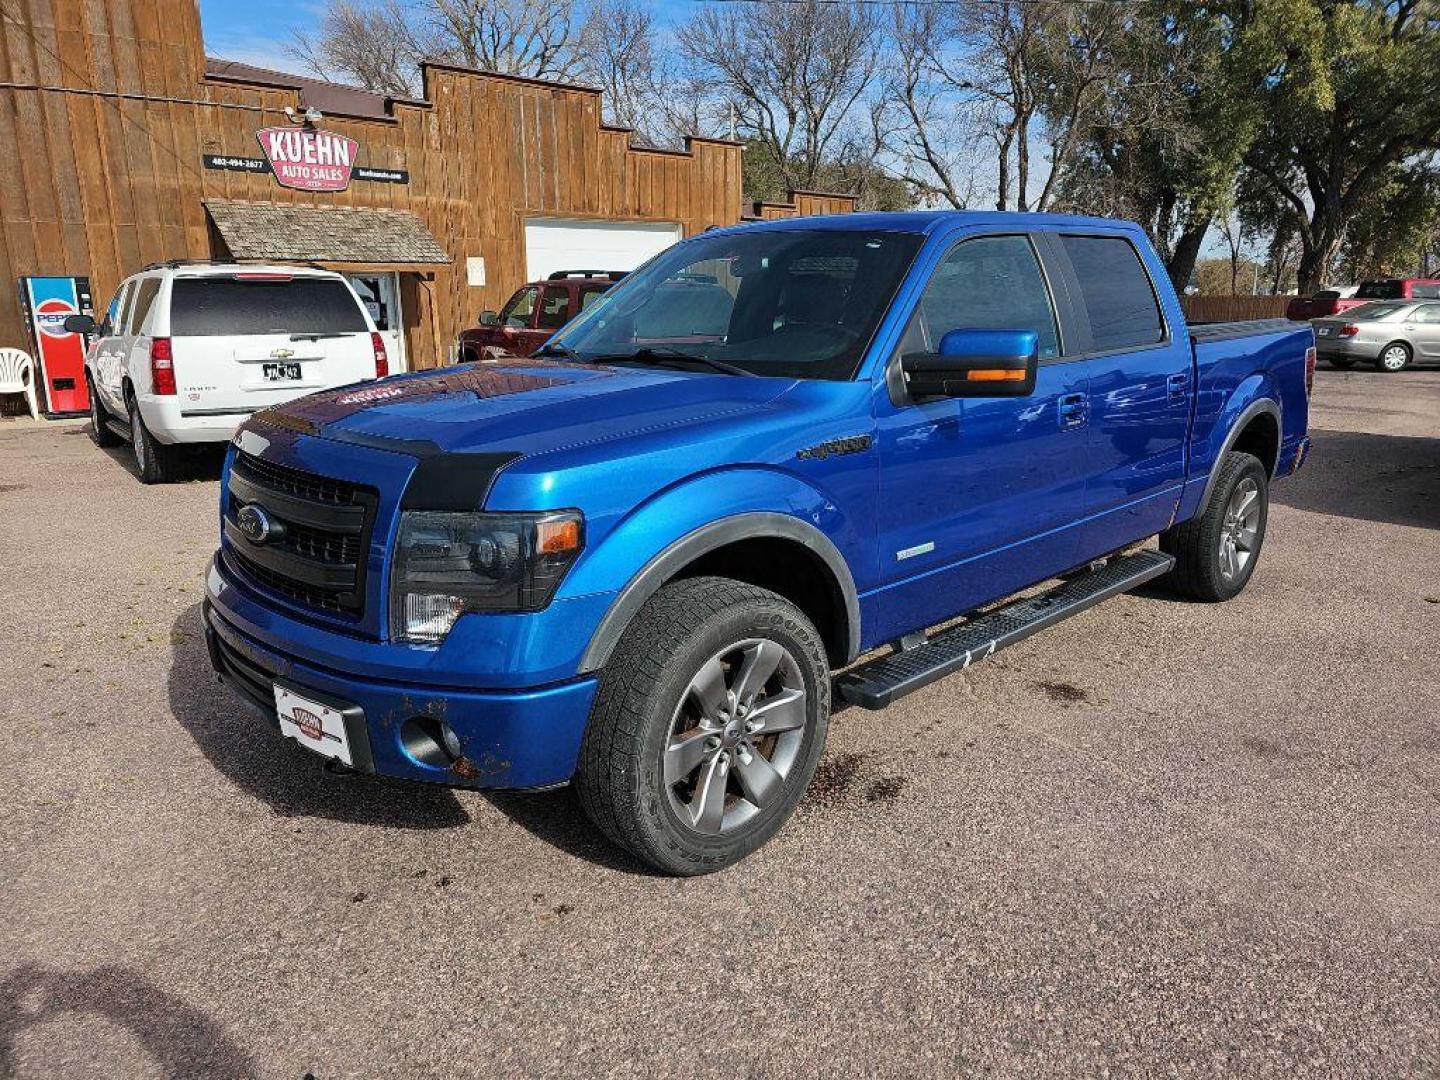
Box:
(1218, 477), (1260, 581)
(664, 638), (808, 834)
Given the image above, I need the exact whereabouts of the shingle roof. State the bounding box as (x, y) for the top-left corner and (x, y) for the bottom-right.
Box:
(204, 200), (450, 266)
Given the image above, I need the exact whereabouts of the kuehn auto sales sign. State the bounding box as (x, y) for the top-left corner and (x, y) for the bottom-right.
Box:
(256, 126), (359, 192)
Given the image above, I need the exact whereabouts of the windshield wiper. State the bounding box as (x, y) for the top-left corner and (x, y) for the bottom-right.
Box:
(594, 347), (756, 378)
(289, 331), (350, 341)
(533, 342), (583, 361)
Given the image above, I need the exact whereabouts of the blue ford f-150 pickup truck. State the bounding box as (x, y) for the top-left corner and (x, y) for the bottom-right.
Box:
(204, 211), (1314, 874)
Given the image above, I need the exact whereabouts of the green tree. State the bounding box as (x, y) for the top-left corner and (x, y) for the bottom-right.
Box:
(1242, 0), (1440, 293)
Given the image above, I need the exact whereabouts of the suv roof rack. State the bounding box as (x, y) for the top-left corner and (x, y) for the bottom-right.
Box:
(546, 270), (627, 281)
(140, 258), (238, 272)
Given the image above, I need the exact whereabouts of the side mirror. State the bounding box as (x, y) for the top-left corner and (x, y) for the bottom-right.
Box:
(478, 309), (500, 327)
(901, 328), (1039, 399)
(63, 313), (97, 335)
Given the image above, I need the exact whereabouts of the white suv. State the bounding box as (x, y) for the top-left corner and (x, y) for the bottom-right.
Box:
(75, 262), (389, 483)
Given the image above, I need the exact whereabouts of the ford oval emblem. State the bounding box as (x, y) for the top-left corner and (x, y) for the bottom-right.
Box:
(236, 503), (281, 545)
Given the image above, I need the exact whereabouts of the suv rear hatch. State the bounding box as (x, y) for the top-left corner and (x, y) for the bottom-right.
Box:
(168, 273), (379, 415)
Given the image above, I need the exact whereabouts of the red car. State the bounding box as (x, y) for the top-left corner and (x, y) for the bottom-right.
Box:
(458, 271), (623, 360)
(1285, 289), (1365, 322)
(1286, 279), (1440, 321)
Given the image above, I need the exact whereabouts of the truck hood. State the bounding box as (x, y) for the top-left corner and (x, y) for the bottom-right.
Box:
(249, 359), (793, 457)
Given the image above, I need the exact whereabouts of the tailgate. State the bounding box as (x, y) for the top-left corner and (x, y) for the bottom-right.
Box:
(173, 332), (375, 415)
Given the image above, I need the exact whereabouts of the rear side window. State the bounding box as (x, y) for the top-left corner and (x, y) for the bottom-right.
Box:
(580, 286), (607, 312)
(169, 278), (367, 337)
(1411, 283), (1440, 300)
(537, 286), (572, 330)
(1060, 235), (1165, 351)
(130, 278), (162, 334)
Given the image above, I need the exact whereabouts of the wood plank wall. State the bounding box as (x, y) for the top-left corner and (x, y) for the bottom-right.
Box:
(0, 0), (803, 369)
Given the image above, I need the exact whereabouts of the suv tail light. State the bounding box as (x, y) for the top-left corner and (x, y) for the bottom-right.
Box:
(371, 332), (389, 378)
(150, 337), (176, 396)
(1304, 345), (1316, 398)
(1338, 324), (1360, 337)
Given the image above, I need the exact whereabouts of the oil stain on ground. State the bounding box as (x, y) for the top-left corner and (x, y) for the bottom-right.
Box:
(803, 752), (908, 811)
(1034, 679), (1092, 706)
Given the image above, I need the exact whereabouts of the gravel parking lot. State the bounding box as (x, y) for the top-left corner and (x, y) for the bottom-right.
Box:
(2, 367), (1437, 1078)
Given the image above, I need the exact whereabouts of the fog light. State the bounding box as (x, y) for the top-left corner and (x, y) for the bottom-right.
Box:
(400, 714), (462, 767)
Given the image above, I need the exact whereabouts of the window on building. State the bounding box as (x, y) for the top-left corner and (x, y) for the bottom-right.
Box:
(1060, 235), (1165, 351)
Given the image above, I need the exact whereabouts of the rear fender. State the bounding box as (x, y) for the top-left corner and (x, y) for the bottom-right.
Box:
(567, 468), (864, 672)
(1183, 383), (1280, 520)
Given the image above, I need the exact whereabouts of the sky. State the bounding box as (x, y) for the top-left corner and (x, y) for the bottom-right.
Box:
(199, 0), (327, 71)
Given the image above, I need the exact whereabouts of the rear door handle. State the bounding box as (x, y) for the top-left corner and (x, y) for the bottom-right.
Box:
(1167, 373), (1190, 402)
(1058, 393), (1087, 429)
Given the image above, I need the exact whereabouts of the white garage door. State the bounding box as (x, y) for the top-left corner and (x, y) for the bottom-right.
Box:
(524, 217), (683, 282)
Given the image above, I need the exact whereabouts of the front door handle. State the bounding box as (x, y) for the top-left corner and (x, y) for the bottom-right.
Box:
(1167, 373), (1190, 402)
(1058, 393), (1087, 429)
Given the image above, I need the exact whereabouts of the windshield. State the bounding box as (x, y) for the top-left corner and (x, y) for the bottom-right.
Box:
(1343, 301), (1409, 321)
(549, 228), (925, 380)
(1356, 280), (1403, 300)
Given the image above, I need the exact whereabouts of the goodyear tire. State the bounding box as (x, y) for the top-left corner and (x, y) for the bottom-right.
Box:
(576, 576), (831, 875)
(1159, 451), (1268, 602)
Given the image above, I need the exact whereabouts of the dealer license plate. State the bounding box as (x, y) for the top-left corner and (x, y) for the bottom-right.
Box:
(1316, 327), (1332, 336)
(263, 362), (302, 381)
(274, 684), (353, 766)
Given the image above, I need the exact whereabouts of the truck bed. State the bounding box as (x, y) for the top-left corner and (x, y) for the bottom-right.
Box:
(1187, 318), (1298, 343)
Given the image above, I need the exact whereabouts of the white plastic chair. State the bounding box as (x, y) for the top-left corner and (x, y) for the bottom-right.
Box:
(0, 348), (39, 420)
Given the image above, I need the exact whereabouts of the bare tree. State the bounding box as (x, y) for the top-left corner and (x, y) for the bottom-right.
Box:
(677, 0), (880, 191)
(577, 0), (659, 137)
(289, 1), (424, 96)
(291, 0), (585, 91)
(427, 0), (584, 80)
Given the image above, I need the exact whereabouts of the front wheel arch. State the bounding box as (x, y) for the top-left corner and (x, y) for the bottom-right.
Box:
(578, 513), (861, 674)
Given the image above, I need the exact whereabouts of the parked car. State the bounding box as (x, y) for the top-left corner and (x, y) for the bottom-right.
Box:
(1312, 299), (1440, 371)
(1353, 278), (1440, 302)
(68, 262), (387, 483)
(457, 271), (623, 360)
(1285, 287), (1365, 322)
(204, 211), (1313, 875)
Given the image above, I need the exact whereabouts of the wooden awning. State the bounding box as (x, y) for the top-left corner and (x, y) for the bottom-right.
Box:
(205, 200), (449, 266)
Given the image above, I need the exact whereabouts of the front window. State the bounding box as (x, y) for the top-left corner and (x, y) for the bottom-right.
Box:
(550, 228), (925, 380)
(500, 286), (539, 327)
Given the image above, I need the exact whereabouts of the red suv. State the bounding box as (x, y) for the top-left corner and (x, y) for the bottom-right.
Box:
(1285, 289), (1366, 322)
(458, 271), (623, 360)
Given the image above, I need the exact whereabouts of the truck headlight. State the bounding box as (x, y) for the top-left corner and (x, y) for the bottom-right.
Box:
(389, 510), (584, 643)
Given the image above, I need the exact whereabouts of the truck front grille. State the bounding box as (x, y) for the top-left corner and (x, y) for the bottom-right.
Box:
(223, 451), (378, 618)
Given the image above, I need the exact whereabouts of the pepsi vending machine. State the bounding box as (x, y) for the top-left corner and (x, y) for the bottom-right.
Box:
(18, 276), (94, 416)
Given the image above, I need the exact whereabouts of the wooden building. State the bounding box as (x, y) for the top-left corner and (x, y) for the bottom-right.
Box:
(0, 0), (855, 372)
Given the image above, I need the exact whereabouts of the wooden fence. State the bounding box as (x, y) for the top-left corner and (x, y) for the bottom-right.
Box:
(1181, 295), (1295, 323)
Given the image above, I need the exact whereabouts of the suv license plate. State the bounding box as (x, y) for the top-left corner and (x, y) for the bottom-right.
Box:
(263, 362), (302, 381)
(274, 684), (354, 766)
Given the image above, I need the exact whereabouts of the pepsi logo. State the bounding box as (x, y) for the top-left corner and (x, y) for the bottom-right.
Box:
(36, 298), (78, 338)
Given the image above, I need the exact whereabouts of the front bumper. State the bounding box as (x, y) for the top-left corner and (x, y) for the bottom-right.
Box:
(203, 600), (598, 790)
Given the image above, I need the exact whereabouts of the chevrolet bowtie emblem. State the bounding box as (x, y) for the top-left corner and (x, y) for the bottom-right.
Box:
(270, 347), (295, 359)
